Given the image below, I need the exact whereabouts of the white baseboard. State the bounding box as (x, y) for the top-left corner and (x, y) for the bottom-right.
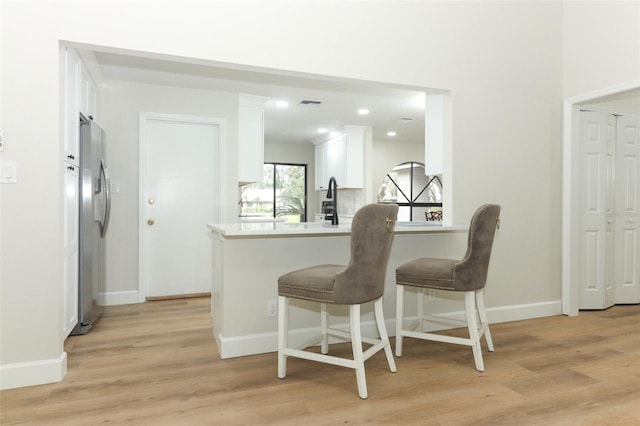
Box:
(1, 352), (67, 390)
(418, 299), (563, 326)
(100, 290), (140, 306)
(217, 300), (562, 359)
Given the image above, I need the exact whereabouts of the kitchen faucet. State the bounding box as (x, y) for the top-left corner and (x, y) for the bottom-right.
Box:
(326, 176), (338, 225)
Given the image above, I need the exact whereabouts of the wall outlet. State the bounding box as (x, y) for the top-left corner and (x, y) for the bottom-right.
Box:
(266, 300), (278, 317)
(427, 289), (436, 302)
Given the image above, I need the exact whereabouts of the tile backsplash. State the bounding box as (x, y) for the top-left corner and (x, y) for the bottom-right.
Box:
(319, 188), (365, 216)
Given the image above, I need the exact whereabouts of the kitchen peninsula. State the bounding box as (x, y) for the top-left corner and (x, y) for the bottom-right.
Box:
(208, 220), (467, 358)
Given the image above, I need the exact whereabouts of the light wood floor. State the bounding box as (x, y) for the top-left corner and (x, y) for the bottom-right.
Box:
(2, 297), (639, 425)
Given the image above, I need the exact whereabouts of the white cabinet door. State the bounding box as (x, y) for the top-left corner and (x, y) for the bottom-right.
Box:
(313, 126), (365, 190)
(238, 94), (268, 184)
(615, 114), (640, 303)
(315, 143), (325, 190)
(79, 62), (96, 119)
(315, 136), (345, 189)
(63, 162), (79, 336)
(343, 126), (365, 188)
(63, 47), (80, 165)
(326, 134), (346, 186)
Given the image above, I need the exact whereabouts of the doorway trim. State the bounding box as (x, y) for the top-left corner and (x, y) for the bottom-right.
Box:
(561, 79), (640, 315)
(138, 112), (226, 302)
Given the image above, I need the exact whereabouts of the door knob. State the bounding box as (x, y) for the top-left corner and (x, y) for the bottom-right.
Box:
(147, 219), (155, 226)
(148, 198), (155, 205)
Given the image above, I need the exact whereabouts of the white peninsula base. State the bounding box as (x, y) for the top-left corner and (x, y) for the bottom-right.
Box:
(208, 221), (467, 359)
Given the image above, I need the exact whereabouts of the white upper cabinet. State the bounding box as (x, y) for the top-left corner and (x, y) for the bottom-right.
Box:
(238, 94), (268, 185)
(63, 47), (80, 165)
(314, 143), (325, 190)
(79, 62), (97, 119)
(62, 47), (98, 164)
(314, 125), (365, 190)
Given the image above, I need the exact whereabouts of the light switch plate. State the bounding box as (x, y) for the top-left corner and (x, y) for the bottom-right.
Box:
(0, 161), (17, 183)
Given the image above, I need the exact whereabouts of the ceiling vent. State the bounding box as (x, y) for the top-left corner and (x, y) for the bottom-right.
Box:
(299, 99), (323, 107)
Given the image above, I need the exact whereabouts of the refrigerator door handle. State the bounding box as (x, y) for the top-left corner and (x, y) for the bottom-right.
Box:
(99, 158), (111, 238)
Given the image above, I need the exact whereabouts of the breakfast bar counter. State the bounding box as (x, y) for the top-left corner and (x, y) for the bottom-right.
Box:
(209, 221), (465, 238)
(207, 221), (468, 358)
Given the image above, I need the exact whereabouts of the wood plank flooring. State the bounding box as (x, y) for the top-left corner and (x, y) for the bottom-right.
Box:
(1, 298), (639, 425)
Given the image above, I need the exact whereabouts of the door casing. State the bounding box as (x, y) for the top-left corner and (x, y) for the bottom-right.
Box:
(562, 80), (640, 315)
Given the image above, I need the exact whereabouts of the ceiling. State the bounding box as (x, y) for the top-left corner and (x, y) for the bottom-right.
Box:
(91, 51), (427, 145)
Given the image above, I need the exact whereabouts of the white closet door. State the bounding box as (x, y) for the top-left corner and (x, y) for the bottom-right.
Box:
(614, 115), (640, 303)
(579, 111), (615, 309)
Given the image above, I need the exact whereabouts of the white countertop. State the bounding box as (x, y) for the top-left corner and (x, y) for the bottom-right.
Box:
(238, 216), (287, 223)
(208, 221), (466, 238)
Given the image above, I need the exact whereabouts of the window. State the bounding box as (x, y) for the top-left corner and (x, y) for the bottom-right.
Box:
(240, 163), (307, 222)
(377, 161), (442, 222)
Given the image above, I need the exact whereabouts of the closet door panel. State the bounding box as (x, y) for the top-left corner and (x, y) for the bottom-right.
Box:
(615, 115), (640, 303)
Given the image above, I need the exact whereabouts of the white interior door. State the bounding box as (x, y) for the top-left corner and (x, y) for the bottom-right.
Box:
(614, 114), (640, 303)
(141, 114), (221, 298)
(579, 111), (615, 309)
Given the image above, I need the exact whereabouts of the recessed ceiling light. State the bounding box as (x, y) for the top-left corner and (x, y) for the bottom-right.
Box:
(387, 131), (397, 137)
(275, 100), (289, 108)
(357, 108), (370, 115)
(318, 128), (327, 134)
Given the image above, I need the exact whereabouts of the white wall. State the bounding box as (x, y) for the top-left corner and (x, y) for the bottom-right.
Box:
(563, 1), (640, 98)
(2, 0), (636, 389)
(372, 138), (425, 196)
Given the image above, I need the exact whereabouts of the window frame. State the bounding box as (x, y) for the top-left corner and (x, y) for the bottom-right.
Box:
(380, 161), (442, 221)
(241, 162), (308, 222)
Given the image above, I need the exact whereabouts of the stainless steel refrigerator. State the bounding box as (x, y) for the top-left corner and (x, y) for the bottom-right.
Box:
(71, 114), (111, 335)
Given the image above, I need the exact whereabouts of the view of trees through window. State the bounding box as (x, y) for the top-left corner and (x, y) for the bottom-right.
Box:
(377, 162), (442, 222)
(240, 163), (307, 222)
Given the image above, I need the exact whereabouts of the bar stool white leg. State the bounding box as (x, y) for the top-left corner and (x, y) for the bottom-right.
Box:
(465, 291), (484, 372)
(374, 297), (396, 372)
(476, 289), (494, 352)
(395, 284), (405, 357)
(277, 296), (289, 378)
(417, 288), (425, 332)
(350, 304), (367, 399)
(320, 303), (329, 354)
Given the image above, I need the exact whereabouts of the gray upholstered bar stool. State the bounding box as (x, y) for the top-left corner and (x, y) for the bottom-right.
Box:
(395, 204), (501, 372)
(277, 203), (399, 399)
